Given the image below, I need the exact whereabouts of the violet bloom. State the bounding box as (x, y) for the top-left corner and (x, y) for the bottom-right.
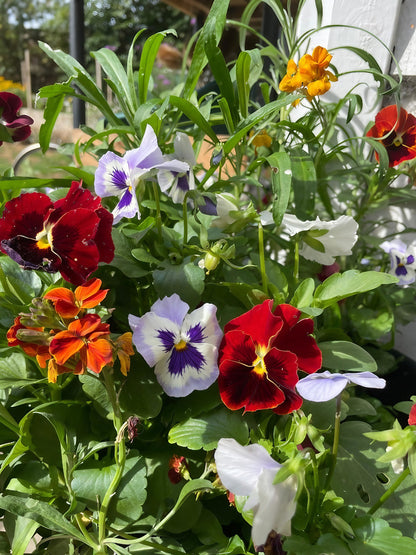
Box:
(128, 294), (223, 397)
(94, 125), (189, 223)
(215, 438), (297, 547)
(0, 92), (33, 146)
(380, 239), (416, 285)
(296, 370), (386, 402)
(157, 133), (196, 203)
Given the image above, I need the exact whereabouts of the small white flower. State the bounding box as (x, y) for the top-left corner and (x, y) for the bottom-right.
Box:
(157, 132), (196, 203)
(386, 445), (405, 474)
(215, 438), (297, 547)
(211, 193), (240, 229)
(282, 214), (358, 265)
(296, 370), (386, 402)
(380, 239), (416, 285)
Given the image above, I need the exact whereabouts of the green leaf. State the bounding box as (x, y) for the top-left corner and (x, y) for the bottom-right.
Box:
(153, 260), (205, 308)
(268, 150), (292, 226)
(0, 353), (38, 389)
(312, 271), (398, 308)
(8, 514), (38, 555)
(290, 147), (317, 219)
(169, 96), (218, 143)
(168, 407), (249, 450)
(139, 31), (175, 105)
(80, 374), (113, 420)
(38, 90), (66, 152)
(0, 494), (88, 544)
(71, 450), (147, 529)
(290, 278), (315, 309)
(319, 341), (377, 373)
(0, 177), (73, 190)
(351, 516), (416, 554)
(236, 51), (252, 119)
(118, 362), (163, 419)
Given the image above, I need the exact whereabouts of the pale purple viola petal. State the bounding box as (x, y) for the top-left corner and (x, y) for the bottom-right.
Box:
(94, 151), (131, 198)
(128, 311), (180, 367)
(151, 293), (189, 327)
(154, 340), (219, 397)
(112, 187), (140, 224)
(174, 132), (197, 166)
(345, 371), (386, 389)
(124, 125), (165, 169)
(296, 371), (348, 402)
(380, 239), (407, 254)
(215, 438), (280, 497)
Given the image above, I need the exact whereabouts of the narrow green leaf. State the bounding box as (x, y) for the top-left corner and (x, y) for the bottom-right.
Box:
(236, 51), (251, 118)
(139, 31), (176, 105)
(290, 147), (317, 219)
(127, 29), (147, 113)
(268, 150), (292, 226)
(169, 96), (218, 143)
(0, 177), (73, 190)
(0, 494), (88, 544)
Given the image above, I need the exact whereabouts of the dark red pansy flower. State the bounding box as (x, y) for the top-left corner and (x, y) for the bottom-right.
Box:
(0, 181), (114, 285)
(218, 300), (321, 414)
(366, 105), (416, 167)
(409, 404), (416, 426)
(0, 92), (34, 145)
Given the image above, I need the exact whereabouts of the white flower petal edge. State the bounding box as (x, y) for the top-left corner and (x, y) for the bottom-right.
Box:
(297, 370), (386, 402)
(215, 438), (297, 546)
(282, 214), (358, 265)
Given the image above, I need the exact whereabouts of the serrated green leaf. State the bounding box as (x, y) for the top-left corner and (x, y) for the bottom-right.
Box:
(168, 407), (249, 450)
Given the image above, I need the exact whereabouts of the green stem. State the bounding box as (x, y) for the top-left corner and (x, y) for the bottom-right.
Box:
(293, 237), (300, 283)
(258, 222), (268, 294)
(368, 467), (410, 515)
(324, 394), (342, 490)
(97, 369), (127, 551)
(152, 181), (162, 239)
(182, 195), (188, 245)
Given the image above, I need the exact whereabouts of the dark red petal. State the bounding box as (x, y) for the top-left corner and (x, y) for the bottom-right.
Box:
(94, 206), (115, 263)
(218, 331), (285, 412)
(9, 124), (32, 143)
(0, 92), (22, 122)
(223, 300), (283, 348)
(51, 208), (100, 285)
(50, 181), (101, 225)
(272, 387), (303, 414)
(272, 304), (322, 373)
(0, 193), (52, 243)
(1, 236), (61, 272)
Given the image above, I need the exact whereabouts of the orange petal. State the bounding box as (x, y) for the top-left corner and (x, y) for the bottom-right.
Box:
(75, 278), (109, 308)
(86, 339), (113, 374)
(44, 287), (78, 318)
(50, 331), (84, 364)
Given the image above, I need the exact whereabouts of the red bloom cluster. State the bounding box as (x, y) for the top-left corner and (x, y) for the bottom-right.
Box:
(0, 181), (114, 285)
(366, 105), (416, 167)
(7, 278), (134, 382)
(0, 92), (33, 146)
(218, 300), (322, 414)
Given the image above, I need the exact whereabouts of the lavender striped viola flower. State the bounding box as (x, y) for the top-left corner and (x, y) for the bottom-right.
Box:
(128, 294), (223, 397)
(94, 125), (189, 224)
(157, 132), (196, 204)
(380, 238), (416, 285)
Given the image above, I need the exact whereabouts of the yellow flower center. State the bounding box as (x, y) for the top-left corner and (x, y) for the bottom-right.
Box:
(35, 226), (53, 250)
(175, 339), (188, 351)
(393, 135), (403, 147)
(252, 345), (269, 377)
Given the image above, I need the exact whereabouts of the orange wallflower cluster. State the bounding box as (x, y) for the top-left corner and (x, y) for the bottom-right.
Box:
(7, 278), (134, 383)
(279, 46), (337, 104)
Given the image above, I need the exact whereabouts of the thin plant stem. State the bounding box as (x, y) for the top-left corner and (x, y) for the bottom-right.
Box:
(368, 467), (410, 515)
(324, 394), (342, 490)
(152, 181), (162, 239)
(258, 222), (268, 294)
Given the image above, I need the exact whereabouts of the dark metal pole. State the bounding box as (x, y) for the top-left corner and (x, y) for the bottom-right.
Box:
(70, 0), (86, 127)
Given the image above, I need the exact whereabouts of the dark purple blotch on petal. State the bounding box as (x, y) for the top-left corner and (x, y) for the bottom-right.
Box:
(168, 343), (206, 376)
(111, 168), (129, 190)
(187, 323), (206, 343)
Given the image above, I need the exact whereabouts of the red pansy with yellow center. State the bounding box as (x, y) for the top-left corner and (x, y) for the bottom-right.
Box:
(0, 181), (114, 285)
(218, 300), (321, 414)
(366, 104), (416, 167)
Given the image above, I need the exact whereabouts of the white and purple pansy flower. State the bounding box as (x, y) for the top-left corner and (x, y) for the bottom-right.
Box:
(94, 125), (189, 224)
(296, 370), (386, 402)
(128, 293), (223, 397)
(157, 132), (196, 204)
(380, 238), (416, 285)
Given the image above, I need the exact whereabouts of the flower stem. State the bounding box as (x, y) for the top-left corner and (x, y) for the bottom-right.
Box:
(258, 222), (268, 294)
(293, 237), (300, 283)
(324, 394), (342, 490)
(152, 181), (162, 239)
(368, 467), (410, 515)
(182, 195), (188, 245)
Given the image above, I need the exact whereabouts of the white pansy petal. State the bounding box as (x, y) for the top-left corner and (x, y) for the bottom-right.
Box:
(128, 311), (180, 366)
(94, 151), (130, 198)
(215, 438), (280, 497)
(299, 243), (337, 265)
(151, 294), (189, 327)
(154, 340), (219, 397)
(157, 169), (175, 193)
(296, 371), (349, 402)
(345, 371), (386, 390)
(174, 132), (197, 165)
(112, 187), (140, 223)
(182, 303), (223, 348)
(282, 213), (316, 235)
(249, 469), (297, 545)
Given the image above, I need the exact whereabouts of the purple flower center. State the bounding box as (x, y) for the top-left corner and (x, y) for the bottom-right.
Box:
(395, 263), (408, 276)
(157, 324), (206, 376)
(111, 168), (129, 190)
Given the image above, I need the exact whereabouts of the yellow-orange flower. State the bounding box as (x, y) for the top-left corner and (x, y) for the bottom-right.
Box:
(279, 46), (337, 103)
(115, 332), (135, 376)
(249, 129), (272, 154)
